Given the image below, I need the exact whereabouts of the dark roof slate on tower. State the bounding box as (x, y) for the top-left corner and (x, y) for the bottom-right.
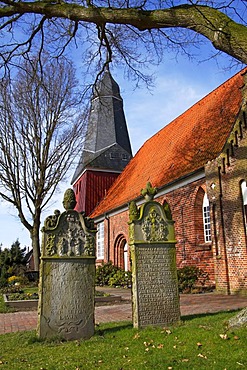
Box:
(71, 70), (132, 184)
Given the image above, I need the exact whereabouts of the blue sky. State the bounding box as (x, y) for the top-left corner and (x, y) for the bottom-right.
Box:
(0, 45), (243, 249)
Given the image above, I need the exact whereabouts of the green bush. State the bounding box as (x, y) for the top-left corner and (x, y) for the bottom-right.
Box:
(177, 265), (209, 293)
(0, 284), (24, 293)
(95, 261), (119, 286)
(108, 270), (132, 288)
(0, 240), (27, 287)
(95, 261), (132, 287)
(8, 275), (28, 285)
(0, 265), (8, 288)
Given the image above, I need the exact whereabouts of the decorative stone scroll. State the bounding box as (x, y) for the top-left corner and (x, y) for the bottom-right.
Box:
(37, 189), (97, 341)
(129, 182), (180, 328)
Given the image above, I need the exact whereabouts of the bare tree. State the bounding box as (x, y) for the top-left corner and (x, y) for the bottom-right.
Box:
(0, 55), (85, 270)
(0, 0), (246, 83)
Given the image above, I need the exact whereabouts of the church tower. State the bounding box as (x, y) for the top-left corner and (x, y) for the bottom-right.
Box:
(71, 70), (132, 215)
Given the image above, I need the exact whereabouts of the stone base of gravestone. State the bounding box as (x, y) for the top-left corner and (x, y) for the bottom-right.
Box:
(131, 244), (180, 328)
(37, 256), (95, 341)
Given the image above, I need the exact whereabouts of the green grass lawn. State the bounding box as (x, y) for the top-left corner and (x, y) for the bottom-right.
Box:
(0, 311), (246, 369)
(0, 293), (13, 313)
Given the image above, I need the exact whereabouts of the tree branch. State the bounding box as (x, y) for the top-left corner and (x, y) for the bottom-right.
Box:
(0, 3), (246, 63)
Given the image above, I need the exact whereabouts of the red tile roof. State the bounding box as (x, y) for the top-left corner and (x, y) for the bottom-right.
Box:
(91, 68), (247, 218)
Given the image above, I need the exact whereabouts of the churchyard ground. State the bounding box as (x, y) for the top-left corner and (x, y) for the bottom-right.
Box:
(0, 310), (246, 369)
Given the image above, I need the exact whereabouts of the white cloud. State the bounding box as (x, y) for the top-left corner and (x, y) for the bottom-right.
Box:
(123, 74), (210, 154)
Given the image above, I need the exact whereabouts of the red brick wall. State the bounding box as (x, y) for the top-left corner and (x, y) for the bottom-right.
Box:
(100, 177), (215, 284)
(156, 180), (215, 283)
(107, 211), (130, 269)
(205, 109), (247, 295)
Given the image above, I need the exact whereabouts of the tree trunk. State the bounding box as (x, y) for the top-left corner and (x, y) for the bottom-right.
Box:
(31, 231), (41, 271)
(30, 217), (41, 271)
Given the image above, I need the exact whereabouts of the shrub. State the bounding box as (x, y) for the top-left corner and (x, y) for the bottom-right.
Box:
(0, 285), (24, 294)
(177, 265), (209, 293)
(95, 261), (119, 286)
(0, 240), (27, 288)
(0, 266), (8, 288)
(8, 275), (27, 285)
(108, 270), (132, 288)
(95, 261), (132, 287)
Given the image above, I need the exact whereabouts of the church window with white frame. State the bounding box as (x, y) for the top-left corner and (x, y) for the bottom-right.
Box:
(241, 181), (247, 228)
(203, 193), (211, 242)
(96, 222), (104, 259)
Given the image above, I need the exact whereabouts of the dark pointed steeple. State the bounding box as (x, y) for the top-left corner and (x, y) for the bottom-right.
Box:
(71, 70), (132, 214)
(71, 70), (132, 185)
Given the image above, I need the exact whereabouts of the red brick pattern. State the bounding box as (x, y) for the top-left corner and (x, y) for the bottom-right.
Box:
(205, 106), (247, 294)
(102, 179), (215, 282)
(1, 292), (247, 334)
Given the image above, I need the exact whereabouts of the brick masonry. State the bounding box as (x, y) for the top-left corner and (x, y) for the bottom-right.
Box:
(99, 118), (247, 295)
(101, 178), (215, 285)
(205, 105), (247, 295)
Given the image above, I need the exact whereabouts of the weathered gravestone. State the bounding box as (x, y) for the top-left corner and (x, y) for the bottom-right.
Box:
(129, 182), (180, 328)
(37, 189), (96, 340)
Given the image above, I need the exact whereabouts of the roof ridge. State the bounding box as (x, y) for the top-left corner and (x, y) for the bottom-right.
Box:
(144, 67), (247, 147)
(91, 68), (246, 219)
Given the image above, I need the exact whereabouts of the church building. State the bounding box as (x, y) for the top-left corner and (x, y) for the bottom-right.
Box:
(74, 68), (247, 295)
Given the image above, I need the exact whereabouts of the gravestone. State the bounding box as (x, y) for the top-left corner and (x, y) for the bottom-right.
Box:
(37, 189), (97, 340)
(129, 182), (180, 328)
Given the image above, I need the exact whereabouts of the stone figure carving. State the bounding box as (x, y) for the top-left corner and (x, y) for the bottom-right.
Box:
(42, 189), (96, 257)
(46, 234), (56, 255)
(142, 206), (168, 242)
(84, 234), (95, 256)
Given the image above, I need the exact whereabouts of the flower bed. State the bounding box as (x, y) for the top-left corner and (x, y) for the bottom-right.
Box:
(3, 290), (122, 311)
(3, 294), (38, 311)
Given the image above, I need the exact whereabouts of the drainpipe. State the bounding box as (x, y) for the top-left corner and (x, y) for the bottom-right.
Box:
(218, 167), (230, 295)
(180, 207), (186, 260)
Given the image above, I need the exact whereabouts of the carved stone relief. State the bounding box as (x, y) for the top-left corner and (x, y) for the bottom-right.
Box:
(142, 206), (168, 242)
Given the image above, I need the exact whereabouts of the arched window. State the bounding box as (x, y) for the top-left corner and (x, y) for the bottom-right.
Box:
(96, 222), (104, 259)
(203, 193), (211, 243)
(124, 243), (128, 272)
(114, 234), (129, 270)
(241, 181), (247, 229)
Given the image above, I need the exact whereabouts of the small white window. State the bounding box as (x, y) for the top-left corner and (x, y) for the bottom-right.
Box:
(241, 181), (247, 227)
(96, 222), (104, 259)
(203, 193), (211, 242)
(124, 243), (128, 272)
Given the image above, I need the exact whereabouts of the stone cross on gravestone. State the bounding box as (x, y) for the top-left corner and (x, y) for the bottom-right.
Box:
(129, 182), (180, 328)
(37, 189), (97, 341)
